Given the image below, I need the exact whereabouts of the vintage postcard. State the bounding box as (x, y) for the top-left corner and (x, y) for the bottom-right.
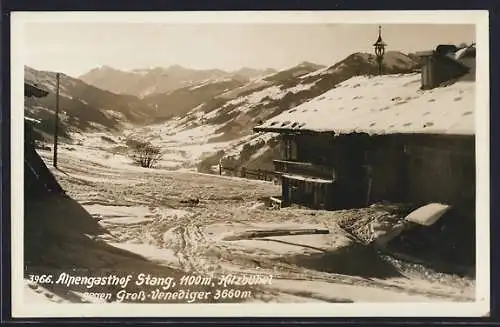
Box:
(11, 10), (489, 317)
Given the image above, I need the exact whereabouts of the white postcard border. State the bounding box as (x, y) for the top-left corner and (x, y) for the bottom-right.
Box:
(10, 10), (490, 318)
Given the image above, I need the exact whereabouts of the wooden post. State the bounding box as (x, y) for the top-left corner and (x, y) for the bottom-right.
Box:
(53, 73), (60, 168)
(26, 95), (32, 148)
(282, 178), (290, 207)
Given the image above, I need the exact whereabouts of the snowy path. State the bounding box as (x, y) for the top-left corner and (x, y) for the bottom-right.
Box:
(28, 142), (475, 304)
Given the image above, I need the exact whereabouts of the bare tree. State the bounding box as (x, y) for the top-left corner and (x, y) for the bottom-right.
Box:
(127, 139), (162, 168)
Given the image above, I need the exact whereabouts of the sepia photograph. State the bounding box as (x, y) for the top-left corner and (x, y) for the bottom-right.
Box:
(11, 11), (490, 317)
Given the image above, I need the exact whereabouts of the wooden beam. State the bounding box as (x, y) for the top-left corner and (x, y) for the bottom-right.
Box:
(223, 228), (330, 241)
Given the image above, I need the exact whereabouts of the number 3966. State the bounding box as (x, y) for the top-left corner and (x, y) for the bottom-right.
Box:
(29, 274), (53, 284)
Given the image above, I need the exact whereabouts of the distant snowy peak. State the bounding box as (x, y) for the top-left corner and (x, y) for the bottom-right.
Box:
(231, 67), (278, 80)
(188, 77), (238, 91)
(86, 65), (124, 75)
(129, 68), (153, 75)
(98, 64), (116, 71)
(297, 61), (326, 70)
(79, 65), (278, 97)
(263, 62), (325, 83)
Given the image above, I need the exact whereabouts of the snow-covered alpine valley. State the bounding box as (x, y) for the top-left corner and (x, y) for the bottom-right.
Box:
(23, 44), (477, 305)
(24, 126), (475, 304)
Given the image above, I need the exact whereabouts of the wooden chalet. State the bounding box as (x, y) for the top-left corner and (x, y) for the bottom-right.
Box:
(254, 44), (476, 218)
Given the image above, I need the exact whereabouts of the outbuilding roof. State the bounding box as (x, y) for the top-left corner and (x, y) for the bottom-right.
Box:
(24, 82), (49, 98)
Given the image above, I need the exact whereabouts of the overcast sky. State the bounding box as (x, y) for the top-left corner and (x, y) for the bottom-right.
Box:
(24, 23), (475, 77)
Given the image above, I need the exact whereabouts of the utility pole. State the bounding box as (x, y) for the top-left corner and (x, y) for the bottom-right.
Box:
(53, 72), (60, 168)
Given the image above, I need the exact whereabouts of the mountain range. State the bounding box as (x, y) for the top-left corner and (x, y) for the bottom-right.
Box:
(79, 65), (277, 98)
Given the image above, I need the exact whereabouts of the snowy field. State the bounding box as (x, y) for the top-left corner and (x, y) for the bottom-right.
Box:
(25, 132), (475, 304)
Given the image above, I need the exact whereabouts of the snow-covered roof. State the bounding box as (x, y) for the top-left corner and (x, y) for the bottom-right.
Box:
(254, 73), (474, 136)
(24, 116), (41, 124)
(24, 82), (49, 98)
(282, 174), (334, 184)
(405, 203), (452, 226)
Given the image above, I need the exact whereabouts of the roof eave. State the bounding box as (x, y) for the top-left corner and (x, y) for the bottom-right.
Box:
(254, 126), (474, 137)
(253, 126), (332, 135)
(24, 83), (49, 98)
